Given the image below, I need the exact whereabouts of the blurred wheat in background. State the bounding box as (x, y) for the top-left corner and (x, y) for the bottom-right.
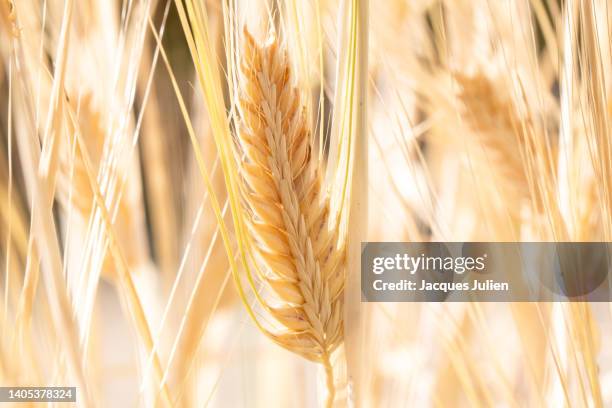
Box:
(1, 0), (612, 406)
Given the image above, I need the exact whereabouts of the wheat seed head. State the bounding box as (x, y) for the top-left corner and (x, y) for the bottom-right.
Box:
(236, 28), (345, 364)
(455, 72), (534, 203)
(59, 93), (137, 275)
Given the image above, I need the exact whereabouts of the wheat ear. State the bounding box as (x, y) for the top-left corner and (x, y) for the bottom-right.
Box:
(59, 94), (138, 275)
(237, 29), (344, 407)
(455, 72), (530, 197)
(455, 71), (562, 238)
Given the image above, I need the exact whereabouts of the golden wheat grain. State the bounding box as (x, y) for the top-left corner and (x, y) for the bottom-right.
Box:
(236, 29), (344, 406)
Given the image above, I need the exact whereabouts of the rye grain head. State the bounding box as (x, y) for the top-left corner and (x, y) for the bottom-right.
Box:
(455, 71), (563, 238)
(59, 93), (137, 276)
(455, 72), (530, 197)
(236, 28), (345, 405)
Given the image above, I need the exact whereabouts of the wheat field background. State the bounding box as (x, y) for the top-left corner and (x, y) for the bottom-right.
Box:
(1, 0), (612, 406)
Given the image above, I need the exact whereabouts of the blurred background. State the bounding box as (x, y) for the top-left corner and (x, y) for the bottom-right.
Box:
(2, 0), (612, 406)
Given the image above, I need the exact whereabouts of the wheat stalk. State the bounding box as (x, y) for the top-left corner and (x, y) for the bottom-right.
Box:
(236, 29), (344, 407)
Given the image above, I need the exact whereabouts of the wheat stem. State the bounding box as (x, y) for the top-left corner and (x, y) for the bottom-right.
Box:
(322, 352), (336, 408)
